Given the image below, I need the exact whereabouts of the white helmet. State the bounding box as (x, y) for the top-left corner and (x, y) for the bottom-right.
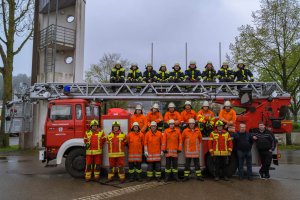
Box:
(207, 61), (213, 65)
(135, 104), (142, 110)
(150, 121), (157, 126)
(146, 63), (152, 67)
(188, 118), (196, 124)
(168, 102), (176, 108)
(222, 61), (229, 66)
(152, 103), (159, 109)
(224, 101), (232, 107)
(115, 61), (122, 66)
(189, 61), (196, 65)
(132, 122), (139, 127)
(237, 60), (244, 65)
(174, 62), (180, 66)
(168, 119), (175, 124)
(185, 101), (192, 106)
(202, 101), (209, 107)
(131, 62), (138, 66)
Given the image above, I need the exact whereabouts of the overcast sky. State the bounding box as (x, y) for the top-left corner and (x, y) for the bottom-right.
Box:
(9, 0), (261, 77)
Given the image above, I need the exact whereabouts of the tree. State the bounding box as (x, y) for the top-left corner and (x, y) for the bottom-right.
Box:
(85, 53), (130, 83)
(227, 0), (300, 144)
(0, 0), (34, 147)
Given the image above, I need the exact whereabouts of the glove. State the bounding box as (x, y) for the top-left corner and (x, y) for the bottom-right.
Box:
(177, 150), (182, 153)
(85, 143), (90, 150)
(161, 151), (164, 157)
(144, 151), (149, 157)
(163, 150), (168, 154)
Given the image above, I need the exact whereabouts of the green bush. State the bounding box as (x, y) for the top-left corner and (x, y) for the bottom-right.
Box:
(293, 123), (300, 131)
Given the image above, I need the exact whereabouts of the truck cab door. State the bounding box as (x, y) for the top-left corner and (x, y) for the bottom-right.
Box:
(46, 104), (75, 147)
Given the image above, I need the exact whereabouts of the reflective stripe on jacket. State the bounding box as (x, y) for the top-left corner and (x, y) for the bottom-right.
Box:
(144, 130), (162, 162)
(127, 131), (144, 162)
(208, 130), (233, 156)
(84, 130), (105, 155)
(107, 131), (127, 158)
(182, 128), (202, 158)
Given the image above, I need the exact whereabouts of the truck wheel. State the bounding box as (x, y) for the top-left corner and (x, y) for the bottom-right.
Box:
(205, 153), (238, 177)
(65, 148), (85, 178)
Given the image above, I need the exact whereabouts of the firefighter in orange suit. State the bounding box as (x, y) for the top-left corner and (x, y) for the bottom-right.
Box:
(147, 103), (164, 131)
(164, 102), (181, 129)
(127, 122), (144, 182)
(162, 119), (182, 182)
(130, 104), (148, 134)
(144, 121), (163, 181)
(208, 120), (233, 181)
(197, 101), (215, 137)
(84, 120), (106, 181)
(107, 121), (127, 183)
(181, 101), (197, 130)
(182, 118), (204, 181)
(218, 101), (237, 132)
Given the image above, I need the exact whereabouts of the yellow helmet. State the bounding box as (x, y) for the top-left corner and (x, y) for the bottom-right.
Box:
(90, 120), (99, 127)
(215, 120), (224, 127)
(112, 121), (121, 127)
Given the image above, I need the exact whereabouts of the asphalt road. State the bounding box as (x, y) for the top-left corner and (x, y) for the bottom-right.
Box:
(0, 150), (299, 200)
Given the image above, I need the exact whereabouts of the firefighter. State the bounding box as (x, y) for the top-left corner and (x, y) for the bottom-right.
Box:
(217, 61), (234, 82)
(157, 64), (170, 83)
(163, 102), (181, 129)
(84, 120), (106, 182)
(130, 104), (148, 134)
(126, 63), (143, 83)
(162, 119), (182, 182)
(169, 63), (185, 83)
(110, 61), (125, 83)
(127, 122), (144, 182)
(218, 101), (237, 131)
(147, 103), (164, 131)
(181, 101), (197, 130)
(107, 121), (127, 183)
(234, 60), (254, 82)
(208, 120), (233, 181)
(202, 61), (217, 82)
(185, 61), (202, 82)
(144, 121), (163, 181)
(143, 63), (158, 83)
(197, 101), (215, 137)
(182, 118), (204, 181)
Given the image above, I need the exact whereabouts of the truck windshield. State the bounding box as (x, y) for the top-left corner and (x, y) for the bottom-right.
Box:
(50, 105), (72, 120)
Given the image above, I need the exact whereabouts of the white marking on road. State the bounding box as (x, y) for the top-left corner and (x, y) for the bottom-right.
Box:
(74, 182), (168, 200)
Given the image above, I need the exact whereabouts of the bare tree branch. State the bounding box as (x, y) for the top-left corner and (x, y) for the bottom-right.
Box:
(13, 29), (32, 55)
(14, 0), (32, 23)
(0, 43), (6, 64)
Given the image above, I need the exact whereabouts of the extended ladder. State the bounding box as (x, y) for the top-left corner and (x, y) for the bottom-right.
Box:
(29, 82), (289, 101)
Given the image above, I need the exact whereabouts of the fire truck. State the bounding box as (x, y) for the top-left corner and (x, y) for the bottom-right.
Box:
(27, 82), (292, 178)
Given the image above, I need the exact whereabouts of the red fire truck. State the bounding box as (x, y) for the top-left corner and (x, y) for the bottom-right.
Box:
(33, 82), (292, 178)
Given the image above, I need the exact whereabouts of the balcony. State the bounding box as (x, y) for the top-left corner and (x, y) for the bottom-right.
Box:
(39, 24), (76, 50)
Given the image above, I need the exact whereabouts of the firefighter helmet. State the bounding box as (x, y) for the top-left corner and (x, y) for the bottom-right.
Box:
(90, 120), (99, 127)
(237, 60), (243, 65)
(184, 101), (192, 106)
(188, 118), (196, 124)
(131, 62), (138, 67)
(168, 119), (175, 124)
(150, 121), (157, 126)
(202, 101), (209, 107)
(224, 101), (232, 107)
(215, 120), (224, 127)
(222, 61), (229, 66)
(189, 61), (196, 65)
(161, 64), (166, 67)
(168, 102), (176, 108)
(206, 60), (213, 65)
(152, 103), (159, 109)
(146, 63), (153, 68)
(115, 61), (122, 66)
(174, 62), (180, 66)
(112, 121), (121, 127)
(135, 104), (142, 110)
(132, 122), (139, 127)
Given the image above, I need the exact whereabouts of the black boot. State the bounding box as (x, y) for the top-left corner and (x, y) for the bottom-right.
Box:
(136, 173), (142, 182)
(173, 173), (180, 182)
(197, 176), (204, 181)
(164, 173), (171, 182)
(129, 173), (135, 182)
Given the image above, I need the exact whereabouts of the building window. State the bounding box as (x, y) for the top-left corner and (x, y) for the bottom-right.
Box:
(65, 56), (73, 64)
(66, 15), (75, 23)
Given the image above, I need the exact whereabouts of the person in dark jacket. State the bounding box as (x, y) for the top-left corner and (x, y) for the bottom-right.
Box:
(202, 61), (217, 82)
(143, 63), (157, 83)
(252, 122), (275, 179)
(185, 61), (202, 82)
(110, 61), (125, 83)
(234, 61), (254, 82)
(217, 62), (234, 82)
(234, 123), (253, 180)
(169, 63), (185, 83)
(126, 63), (143, 83)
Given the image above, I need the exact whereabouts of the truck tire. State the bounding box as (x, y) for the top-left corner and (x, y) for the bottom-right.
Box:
(205, 153), (238, 177)
(65, 148), (85, 178)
